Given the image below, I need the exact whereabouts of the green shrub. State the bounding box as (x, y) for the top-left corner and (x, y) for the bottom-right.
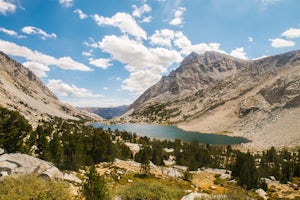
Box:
(81, 165), (109, 200)
(118, 181), (184, 200)
(0, 175), (73, 200)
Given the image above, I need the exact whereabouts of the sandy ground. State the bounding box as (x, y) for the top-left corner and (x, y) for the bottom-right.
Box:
(178, 106), (300, 151)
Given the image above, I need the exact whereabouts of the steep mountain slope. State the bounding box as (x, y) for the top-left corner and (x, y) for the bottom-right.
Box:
(125, 50), (300, 149)
(129, 51), (249, 111)
(79, 105), (128, 119)
(0, 52), (102, 127)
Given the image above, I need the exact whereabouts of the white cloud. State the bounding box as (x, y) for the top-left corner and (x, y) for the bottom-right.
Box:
(82, 50), (93, 57)
(103, 87), (109, 91)
(21, 26), (57, 40)
(269, 38), (295, 48)
(248, 37), (253, 42)
(174, 32), (226, 55)
(99, 35), (182, 93)
(132, 3), (151, 18)
(83, 41), (100, 48)
(150, 29), (175, 47)
(47, 79), (101, 98)
(169, 7), (186, 26)
(0, 0), (16, 15)
(0, 27), (26, 38)
(74, 9), (88, 19)
(89, 58), (112, 69)
(142, 16), (152, 23)
(59, 0), (73, 7)
(0, 40), (92, 71)
(122, 69), (162, 93)
(92, 12), (147, 40)
(281, 28), (300, 39)
(22, 62), (50, 78)
(230, 47), (248, 60)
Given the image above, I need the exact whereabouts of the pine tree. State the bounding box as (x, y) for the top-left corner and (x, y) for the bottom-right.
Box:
(82, 165), (109, 200)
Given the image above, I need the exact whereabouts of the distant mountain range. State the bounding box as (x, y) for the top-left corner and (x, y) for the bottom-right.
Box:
(0, 52), (102, 127)
(120, 50), (300, 149)
(79, 105), (128, 119)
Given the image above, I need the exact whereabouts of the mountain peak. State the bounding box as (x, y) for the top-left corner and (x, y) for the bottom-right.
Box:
(129, 50), (249, 110)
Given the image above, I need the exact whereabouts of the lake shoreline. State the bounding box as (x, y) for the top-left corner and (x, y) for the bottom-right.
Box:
(93, 123), (249, 145)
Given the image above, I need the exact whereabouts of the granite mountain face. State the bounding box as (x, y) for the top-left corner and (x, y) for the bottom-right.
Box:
(129, 51), (249, 111)
(124, 50), (300, 149)
(0, 52), (102, 127)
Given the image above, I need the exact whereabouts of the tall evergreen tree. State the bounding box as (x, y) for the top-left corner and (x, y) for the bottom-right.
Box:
(82, 165), (108, 200)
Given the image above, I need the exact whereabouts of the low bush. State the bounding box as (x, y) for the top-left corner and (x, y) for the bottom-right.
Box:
(0, 175), (72, 200)
(118, 181), (184, 200)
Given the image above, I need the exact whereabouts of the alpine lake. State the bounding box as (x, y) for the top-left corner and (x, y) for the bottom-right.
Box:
(93, 123), (249, 145)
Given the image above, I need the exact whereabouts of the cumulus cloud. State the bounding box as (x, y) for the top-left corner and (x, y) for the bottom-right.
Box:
(0, 40), (92, 71)
(281, 28), (300, 38)
(169, 7), (186, 26)
(22, 62), (50, 78)
(248, 37), (253, 42)
(230, 47), (248, 60)
(59, 0), (73, 7)
(99, 35), (182, 93)
(21, 26), (57, 40)
(132, 3), (151, 18)
(0, 0), (16, 15)
(174, 32), (226, 55)
(269, 38), (295, 48)
(47, 79), (101, 98)
(122, 69), (162, 93)
(92, 12), (147, 40)
(47, 80), (132, 107)
(150, 29), (175, 47)
(0, 27), (26, 38)
(89, 58), (112, 69)
(74, 9), (88, 19)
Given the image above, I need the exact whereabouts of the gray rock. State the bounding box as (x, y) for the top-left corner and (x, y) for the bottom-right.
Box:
(63, 172), (82, 184)
(255, 188), (268, 200)
(0, 153), (63, 180)
(0, 148), (5, 155)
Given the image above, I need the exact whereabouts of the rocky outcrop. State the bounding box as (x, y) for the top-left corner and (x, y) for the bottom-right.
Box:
(0, 153), (63, 180)
(0, 52), (103, 127)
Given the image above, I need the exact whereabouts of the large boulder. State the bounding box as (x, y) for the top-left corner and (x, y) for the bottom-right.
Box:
(0, 153), (63, 180)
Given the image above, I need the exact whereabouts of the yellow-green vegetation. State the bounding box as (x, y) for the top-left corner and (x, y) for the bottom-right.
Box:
(212, 176), (261, 200)
(109, 173), (189, 200)
(0, 175), (73, 200)
(117, 180), (184, 200)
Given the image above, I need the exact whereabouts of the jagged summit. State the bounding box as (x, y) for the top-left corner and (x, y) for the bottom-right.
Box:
(129, 51), (249, 110)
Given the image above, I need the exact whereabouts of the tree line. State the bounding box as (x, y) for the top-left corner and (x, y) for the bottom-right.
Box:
(0, 106), (299, 190)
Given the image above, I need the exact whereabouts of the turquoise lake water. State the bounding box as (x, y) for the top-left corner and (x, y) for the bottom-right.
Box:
(93, 123), (249, 145)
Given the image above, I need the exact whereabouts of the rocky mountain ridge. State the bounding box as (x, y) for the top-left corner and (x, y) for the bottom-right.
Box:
(0, 52), (102, 127)
(123, 50), (300, 149)
(79, 105), (128, 119)
(129, 51), (249, 111)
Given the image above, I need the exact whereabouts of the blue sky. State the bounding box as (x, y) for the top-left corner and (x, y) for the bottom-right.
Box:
(0, 0), (300, 107)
